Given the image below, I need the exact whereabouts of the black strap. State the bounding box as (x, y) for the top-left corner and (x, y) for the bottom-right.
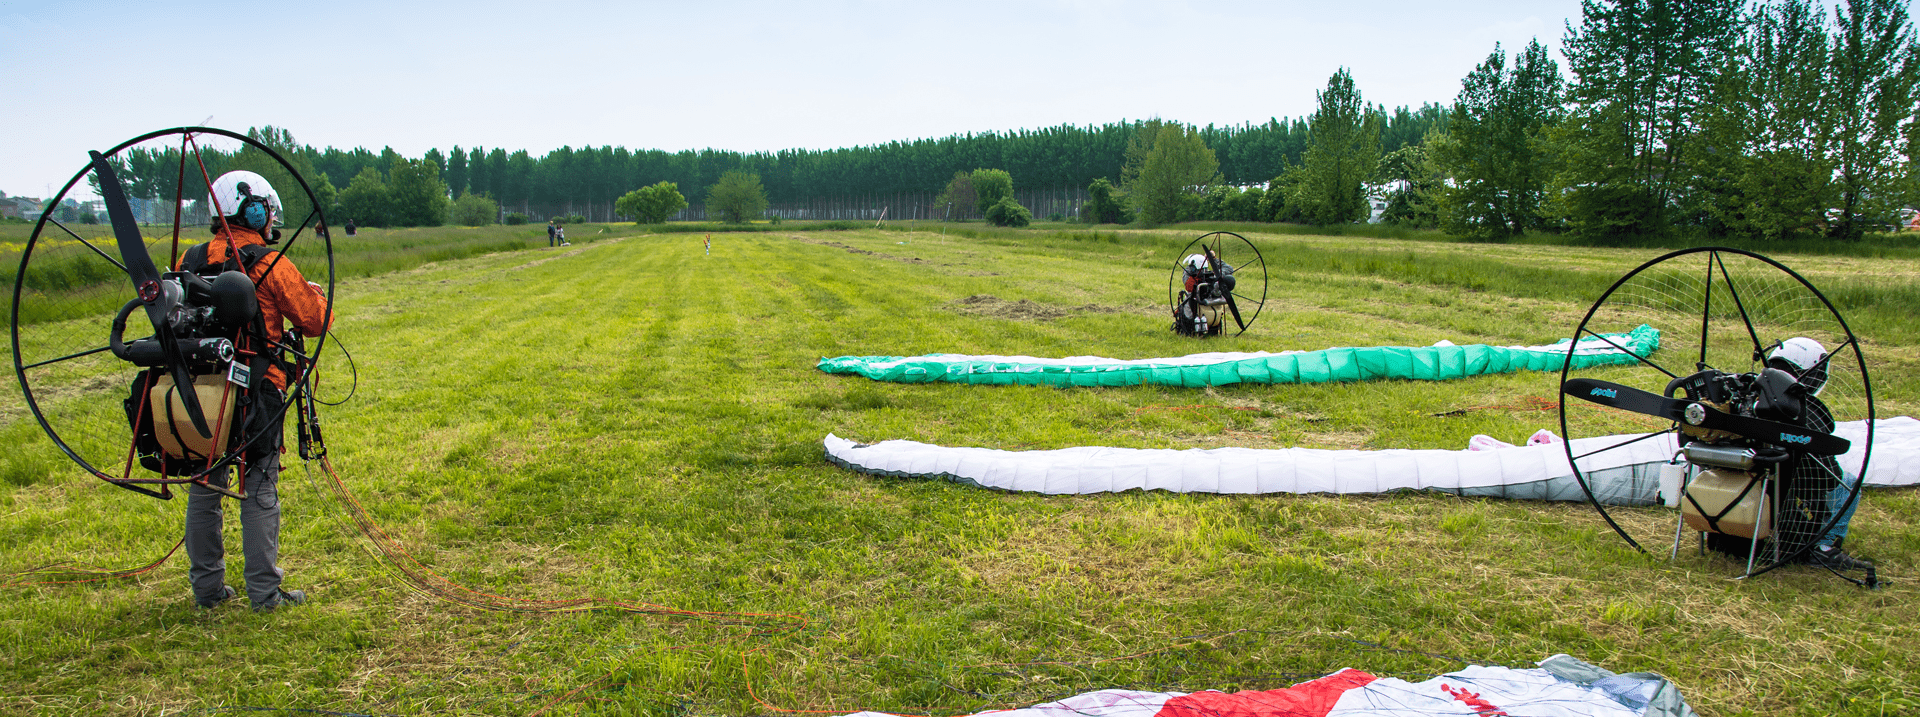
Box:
(181, 241), (273, 275)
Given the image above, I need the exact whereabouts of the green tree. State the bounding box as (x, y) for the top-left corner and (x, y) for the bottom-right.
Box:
(1377, 141), (1445, 229)
(224, 126), (323, 229)
(387, 156), (451, 227)
(1084, 177), (1126, 224)
(467, 147), (490, 200)
(1825, 0), (1920, 238)
(311, 172), (339, 225)
(1694, 0), (1836, 240)
(935, 171), (976, 220)
(1431, 40), (1564, 239)
(336, 167), (391, 227)
(615, 181), (689, 224)
(1553, 0), (1744, 241)
(706, 170), (767, 223)
(971, 169), (1014, 214)
(1293, 68), (1381, 225)
(449, 191), (499, 226)
(984, 195), (1032, 227)
(1124, 123), (1221, 225)
(447, 145), (468, 198)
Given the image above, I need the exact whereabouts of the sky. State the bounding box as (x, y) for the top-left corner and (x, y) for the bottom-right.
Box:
(1, 0), (1586, 200)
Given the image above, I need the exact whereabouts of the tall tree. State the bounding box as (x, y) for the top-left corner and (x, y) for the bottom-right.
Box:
(1432, 40), (1564, 238)
(1294, 68), (1381, 225)
(1826, 0), (1920, 238)
(467, 146), (490, 199)
(1695, 0), (1836, 240)
(1553, 0), (1744, 241)
(446, 145), (468, 199)
(1125, 123), (1221, 225)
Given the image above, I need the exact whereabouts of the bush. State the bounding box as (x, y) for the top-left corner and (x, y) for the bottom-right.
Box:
(972, 169), (1013, 215)
(565, 214), (586, 225)
(1084, 178), (1127, 225)
(505, 213), (528, 225)
(615, 181), (688, 224)
(985, 196), (1032, 227)
(450, 192), (500, 226)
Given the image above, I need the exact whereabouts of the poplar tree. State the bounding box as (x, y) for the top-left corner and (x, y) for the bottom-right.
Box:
(1294, 68), (1380, 225)
(467, 146), (490, 199)
(447, 145), (468, 198)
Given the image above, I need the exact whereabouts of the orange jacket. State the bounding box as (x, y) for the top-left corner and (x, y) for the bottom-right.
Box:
(177, 228), (332, 390)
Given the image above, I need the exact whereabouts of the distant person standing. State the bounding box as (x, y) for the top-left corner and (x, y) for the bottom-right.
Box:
(343, 218), (356, 237)
(546, 219), (558, 248)
(558, 225), (569, 246)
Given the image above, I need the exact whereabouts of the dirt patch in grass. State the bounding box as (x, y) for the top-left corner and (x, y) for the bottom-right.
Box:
(788, 234), (930, 264)
(949, 294), (1126, 322)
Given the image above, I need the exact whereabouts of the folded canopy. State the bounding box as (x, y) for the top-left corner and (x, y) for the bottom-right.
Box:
(825, 418), (1918, 504)
(818, 325), (1660, 388)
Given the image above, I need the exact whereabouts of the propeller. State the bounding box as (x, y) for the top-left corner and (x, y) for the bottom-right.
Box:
(1562, 377), (1849, 456)
(91, 151), (213, 439)
(1206, 242), (1246, 332)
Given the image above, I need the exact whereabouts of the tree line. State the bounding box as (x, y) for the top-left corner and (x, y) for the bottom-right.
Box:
(98, 0), (1914, 241)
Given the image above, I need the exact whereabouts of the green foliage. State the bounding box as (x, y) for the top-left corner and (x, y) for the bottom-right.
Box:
(1123, 123), (1221, 226)
(504, 212), (528, 225)
(1376, 142), (1444, 229)
(1261, 167), (1309, 223)
(1431, 41), (1563, 239)
(1553, 0), (1743, 242)
(935, 171), (976, 220)
(335, 166), (391, 227)
(228, 126), (325, 229)
(615, 181), (689, 224)
(1295, 68), (1382, 225)
(1084, 177), (1127, 224)
(386, 155), (452, 227)
(983, 195), (1032, 227)
(706, 170), (768, 223)
(971, 169), (1014, 214)
(449, 192), (499, 226)
(446, 145), (468, 198)
(1824, 0), (1920, 239)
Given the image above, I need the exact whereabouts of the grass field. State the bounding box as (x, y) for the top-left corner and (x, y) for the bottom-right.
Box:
(2, 223), (1917, 716)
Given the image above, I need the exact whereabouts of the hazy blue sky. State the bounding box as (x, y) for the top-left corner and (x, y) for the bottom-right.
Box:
(2, 0), (1584, 199)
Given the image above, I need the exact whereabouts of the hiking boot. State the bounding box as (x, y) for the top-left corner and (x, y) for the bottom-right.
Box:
(1807, 544), (1875, 571)
(252, 588), (307, 613)
(196, 584), (237, 609)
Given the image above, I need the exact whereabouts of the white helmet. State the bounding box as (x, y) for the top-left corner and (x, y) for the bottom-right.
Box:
(209, 170), (283, 230)
(1182, 253), (1210, 274)
(1767, 337), (1829, 394)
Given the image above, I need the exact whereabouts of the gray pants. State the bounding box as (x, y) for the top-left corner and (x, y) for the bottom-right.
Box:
(185, 449), (284, 606)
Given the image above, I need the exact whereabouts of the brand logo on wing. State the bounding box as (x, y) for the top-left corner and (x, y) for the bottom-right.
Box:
(1589, 387), (1618, 399)
(1779, 433), (1812, 445)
